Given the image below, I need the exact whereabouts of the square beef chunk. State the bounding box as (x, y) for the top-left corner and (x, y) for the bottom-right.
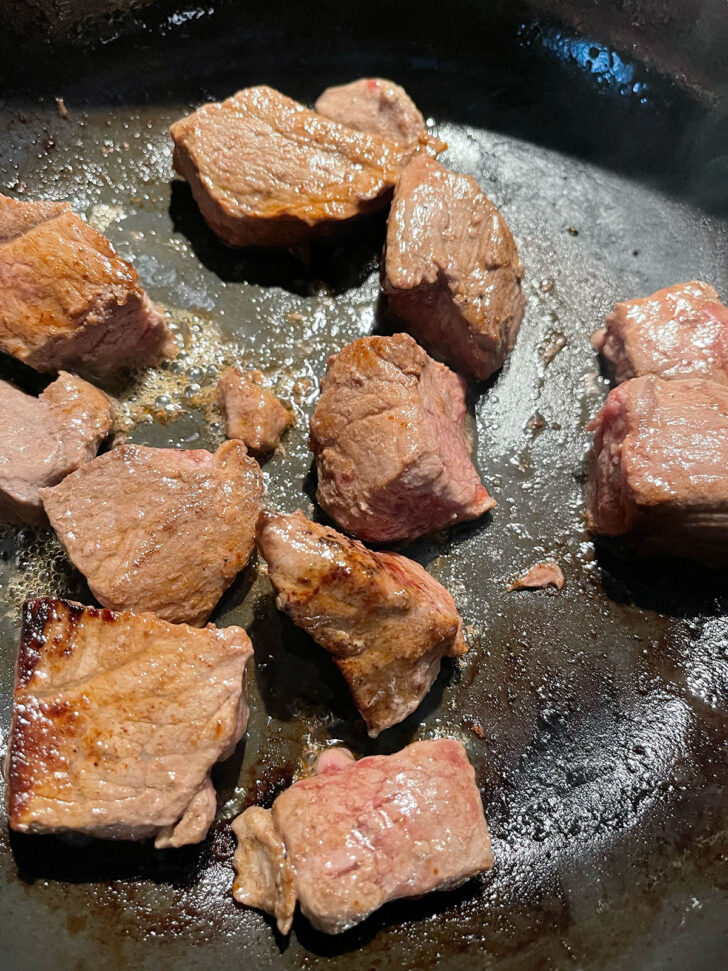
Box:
(0, 371), (113, 525)
(587, 374), (728, 562)
(6, 598), (253, 848)
(384, 155), (525, 381)
(593, 281), (728, 384)
(232, 738), (493, 934)
(41, 441), (263, 626)
(309, 333), (495, 543)
(170, 85), (406, 248)
(256, 509), (466, 736)
(0, 194), (175, 375)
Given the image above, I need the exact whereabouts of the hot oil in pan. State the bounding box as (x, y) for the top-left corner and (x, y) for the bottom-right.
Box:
(0, 10), (727, 971)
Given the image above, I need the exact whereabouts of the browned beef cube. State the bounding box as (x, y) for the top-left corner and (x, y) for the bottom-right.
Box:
(0, 194), (176, 375)
(41, 441), (263, 625)
(587, 374), (728, 562)
(6, 598), (253, 848)
(384, 155), (525, 381)
(592, 280), (728, 384)
(170, 85), (406, 248)
(0, 371), (113, 525)
(256, 509), (466, 736)
(309, 333), (495, 543)
(232, 738), (493, 934)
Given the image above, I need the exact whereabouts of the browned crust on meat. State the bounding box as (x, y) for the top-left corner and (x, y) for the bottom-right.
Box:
(8, 599), (78, 825)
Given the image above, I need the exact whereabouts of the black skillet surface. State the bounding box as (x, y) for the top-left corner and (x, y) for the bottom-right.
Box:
(0, 2), (727, 968)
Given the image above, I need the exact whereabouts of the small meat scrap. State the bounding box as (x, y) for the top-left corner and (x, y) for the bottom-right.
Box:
(509, 561), (564, 590)
(41, 440), (263, 626)
(384, 155), (525, 381)
(309, 333), (495, 543)
(256, 509), (467, 736)
(231, 738), (493, 934)
(0, 194), (176, 375)
(6, 598), (252, 847)
(586, 375), (728, 562)
(314, 77), (444, 158)
(0, 372), (113, 526)
(592, 281), (728, 385)
(217, 367), (292, 455)
(170, 85), (406, 248)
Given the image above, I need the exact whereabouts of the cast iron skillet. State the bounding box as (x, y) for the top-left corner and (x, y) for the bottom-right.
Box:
(0, 2), (727, 968)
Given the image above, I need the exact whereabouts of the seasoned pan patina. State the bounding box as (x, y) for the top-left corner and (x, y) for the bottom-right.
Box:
(0, 2), (727, 968)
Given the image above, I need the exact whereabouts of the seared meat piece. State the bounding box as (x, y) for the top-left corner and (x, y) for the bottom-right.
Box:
(5, 597), (252, 847)
(41, 441), (263, 625)
(0, 372), (113, 526)
(217, 367), (292, 455)
(170, 85), (406, 248)
(0, 194), (176, 375)
(314, 77), (444, 158)
(508, 561), (564, 590)
(256, 509), (467, 736)
(587, 375), (728, 562)
(383, 155), (525, 381)
(592, 281), (728, 384)
(232, 738), (493, 934)
(309, 333), (495, 543)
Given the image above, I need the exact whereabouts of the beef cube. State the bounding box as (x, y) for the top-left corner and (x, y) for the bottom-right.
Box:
(0, 371), (113, 525)
(314, 77), (444, 158)
(0, 194), (176, 375)
(216, 367), (292, 455)
(41, 440), (263, 626)
(383, 155), (525, 381)
(6, 597), (252, 847)
(256, 509), (466, 736)
(309, 333), (495, 543)
(587, 374), (728, 561)
(592, 280), (728, 384)
(170, 85), (406, 248)
(231, 738), (493, 934)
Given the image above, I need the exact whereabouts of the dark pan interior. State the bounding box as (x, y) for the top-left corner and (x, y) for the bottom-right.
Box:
(1, 2), (727, 968)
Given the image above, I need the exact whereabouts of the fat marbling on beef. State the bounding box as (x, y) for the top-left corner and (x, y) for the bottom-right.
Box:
(217, 367), (292, 455)
(41, 440), (263, 625)
(383, 155), (525, 381)
(314, 77), (444, 158)
(0, 194), (176, 375)
(256, 509), (466, 736)
(0, 372), (113, 526)
(231, 738), (493, 934)
(5, 598), (252, 847)
(170, 85), (406, 248)
(309, 333), (494, 543)
(587, 374), (728, 561)
(592, 281), (728, 384)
